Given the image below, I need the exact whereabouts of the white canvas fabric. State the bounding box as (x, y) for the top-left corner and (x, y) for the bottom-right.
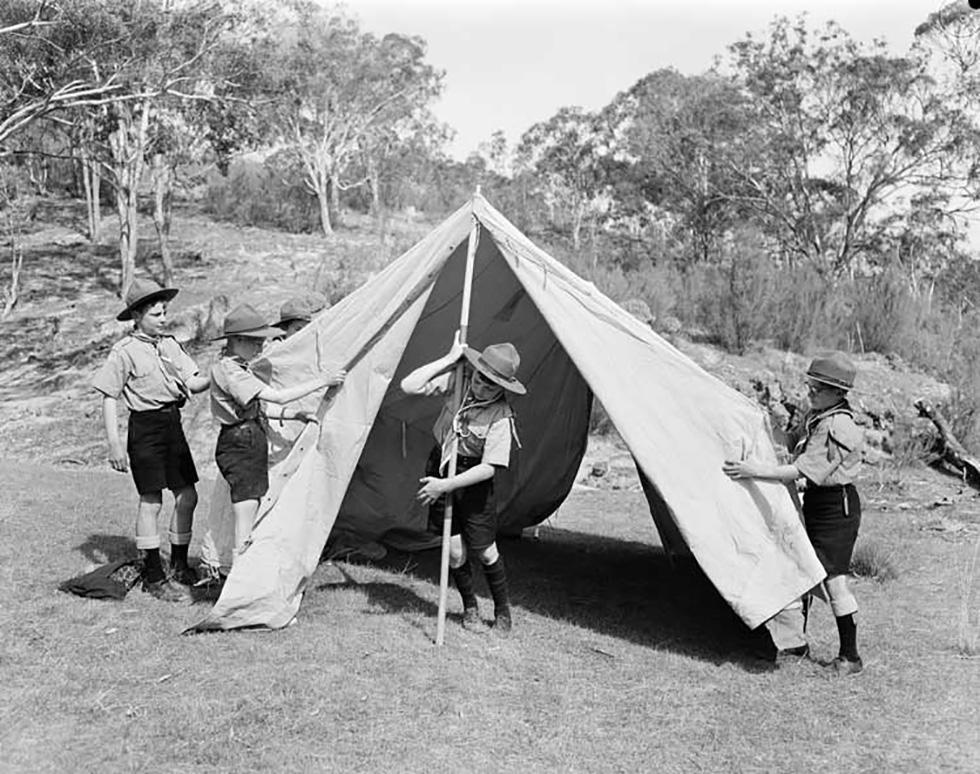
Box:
(191, 195), (825, 633)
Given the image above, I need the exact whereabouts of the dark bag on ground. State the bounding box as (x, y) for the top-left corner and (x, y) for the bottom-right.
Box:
(59, 559), (142, 600)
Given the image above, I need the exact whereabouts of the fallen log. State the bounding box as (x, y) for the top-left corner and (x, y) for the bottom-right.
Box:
(914, 398), (980, 488)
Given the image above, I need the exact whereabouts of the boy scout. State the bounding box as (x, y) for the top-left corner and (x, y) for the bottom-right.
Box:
(92, 279), (209, 601)
(401, 334), (525, 634)
(723, 352), (866, 675)
(210, 303), (345, 567)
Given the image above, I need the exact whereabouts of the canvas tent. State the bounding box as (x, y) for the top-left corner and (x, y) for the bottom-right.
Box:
(192, 194), (825, 633)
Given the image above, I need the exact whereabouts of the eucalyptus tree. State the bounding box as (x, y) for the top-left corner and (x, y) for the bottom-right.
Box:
(258, 4), (443, 235)
(604, 68), (756, 267)
(723, 15), (980, 278)
(515, 106), (612, 252)
(0, 0), (131, 153)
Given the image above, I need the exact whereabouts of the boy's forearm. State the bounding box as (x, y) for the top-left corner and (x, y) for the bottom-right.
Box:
(444, 463), (495, 492)
(263, 405), (293, 420)
(401, 355), (456, 394)
(102, 396), (122, 447)
(755, 463), (800, 482)
(260, 376), (328, 405)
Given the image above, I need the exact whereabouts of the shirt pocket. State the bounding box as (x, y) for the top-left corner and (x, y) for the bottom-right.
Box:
(466, 419), (491, 441)
(128, 359), (158, 391)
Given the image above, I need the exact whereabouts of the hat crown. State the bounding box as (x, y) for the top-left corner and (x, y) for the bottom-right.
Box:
(279, 298), (312, 322)
(479, 343), (520, 380)
(223, 304), (269, 335)
(124, 278), (165, 307)
(117, 279), (178, 320)
(806, 352), (856, 389)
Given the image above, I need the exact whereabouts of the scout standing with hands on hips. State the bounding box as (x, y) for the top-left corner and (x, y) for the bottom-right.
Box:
(723, 352), (866, 675)
(401, 333), (525, 634)
(209, 303), (345, 568)
(92, 279), (210, 601)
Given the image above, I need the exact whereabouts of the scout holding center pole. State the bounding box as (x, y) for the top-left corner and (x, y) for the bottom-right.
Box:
(435, 214), (480, 646)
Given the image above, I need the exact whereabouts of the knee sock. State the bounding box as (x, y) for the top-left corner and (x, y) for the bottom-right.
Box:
(449, 561), (478, 610)
(483, 557), (511, 617)
(141, 548), (166, 584)
(835, 614), (860, 661)
(170, 543), (189, 570)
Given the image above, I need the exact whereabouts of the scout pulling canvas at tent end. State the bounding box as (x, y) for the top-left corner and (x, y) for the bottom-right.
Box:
(189, 194), (825, 636)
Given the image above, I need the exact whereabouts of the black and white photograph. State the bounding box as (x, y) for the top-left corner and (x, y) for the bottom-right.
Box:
(1, 1), (977, 771)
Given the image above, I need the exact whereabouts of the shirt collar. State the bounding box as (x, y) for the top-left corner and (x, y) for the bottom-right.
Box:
(130, 330), (162, 345)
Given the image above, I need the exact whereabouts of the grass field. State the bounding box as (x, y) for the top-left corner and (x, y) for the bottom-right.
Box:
(1, 202), (978, 772)
(1, 460), (978, 773)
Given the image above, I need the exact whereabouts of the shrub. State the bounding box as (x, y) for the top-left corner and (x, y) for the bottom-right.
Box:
(202, 156), (319, 232)
(589, 400), (616, 436)
(887, 414), (939, 469)
(850, 541), (899, 583)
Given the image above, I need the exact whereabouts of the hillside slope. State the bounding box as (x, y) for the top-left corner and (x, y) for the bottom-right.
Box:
(0, 202), (952, 482)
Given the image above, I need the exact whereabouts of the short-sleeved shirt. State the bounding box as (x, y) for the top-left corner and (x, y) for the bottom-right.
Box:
(423, 371), (513, 471)
(792, 404), (863, 487)
(210, 354), (267, 426)
(92, 333), (199, 412)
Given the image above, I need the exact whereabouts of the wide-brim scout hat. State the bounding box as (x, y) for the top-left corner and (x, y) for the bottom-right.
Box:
(211, 303), (283, 340)
(463, 342), (526, 395)
(274, 297), (314, 328)
(117, 278), (178, 321)
(806, 352), (857, 391)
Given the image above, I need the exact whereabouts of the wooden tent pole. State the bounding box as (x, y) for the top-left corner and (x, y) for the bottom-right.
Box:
(436, 212), (480, 646)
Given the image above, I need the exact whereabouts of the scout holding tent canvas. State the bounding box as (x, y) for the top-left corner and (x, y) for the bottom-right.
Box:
(180, 193), (857, 669)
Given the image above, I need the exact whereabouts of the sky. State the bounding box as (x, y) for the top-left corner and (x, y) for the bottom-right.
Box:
(339, 0), (947, 159)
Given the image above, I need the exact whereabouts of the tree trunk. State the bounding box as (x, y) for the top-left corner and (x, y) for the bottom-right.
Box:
(572, 200), (584, 253)
(915, 399), (980, 488)
(367, 153), (381, 219)
(81, 156), (103, 242)
(151, 153), (175, 286)
(81, 153), (94, 240)
(329, 170), (342, 230)
(116, 181), (137, 296)
(110, 101), (151, 296)
(92, 163), (102, 238)
(316, 184), (333, 236)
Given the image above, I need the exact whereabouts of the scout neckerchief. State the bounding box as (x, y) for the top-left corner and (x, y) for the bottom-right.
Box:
(131, 331), (189, 402)
(793, 399), (853, 458)
(439, 380), (521, 473)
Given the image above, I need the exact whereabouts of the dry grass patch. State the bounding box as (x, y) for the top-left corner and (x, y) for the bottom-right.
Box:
(2, 462), (979, 772)
(851, 540), (900, 583)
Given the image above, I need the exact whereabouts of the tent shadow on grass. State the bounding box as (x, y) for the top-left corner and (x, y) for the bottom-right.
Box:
(337, 527), (774, 669)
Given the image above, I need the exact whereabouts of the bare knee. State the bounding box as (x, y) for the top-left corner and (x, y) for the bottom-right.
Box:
(449, 536), (466, 568)
(476, 543), (499, 565)
(826, 574), (858, 617)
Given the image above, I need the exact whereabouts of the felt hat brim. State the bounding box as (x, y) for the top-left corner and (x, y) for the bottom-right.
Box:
(210, 326), (284, 341)
(463, 346), (526, 395)
(274, 315), (311, 328)
(806, 373), (854, 392)
(117, 288), (178, 321)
